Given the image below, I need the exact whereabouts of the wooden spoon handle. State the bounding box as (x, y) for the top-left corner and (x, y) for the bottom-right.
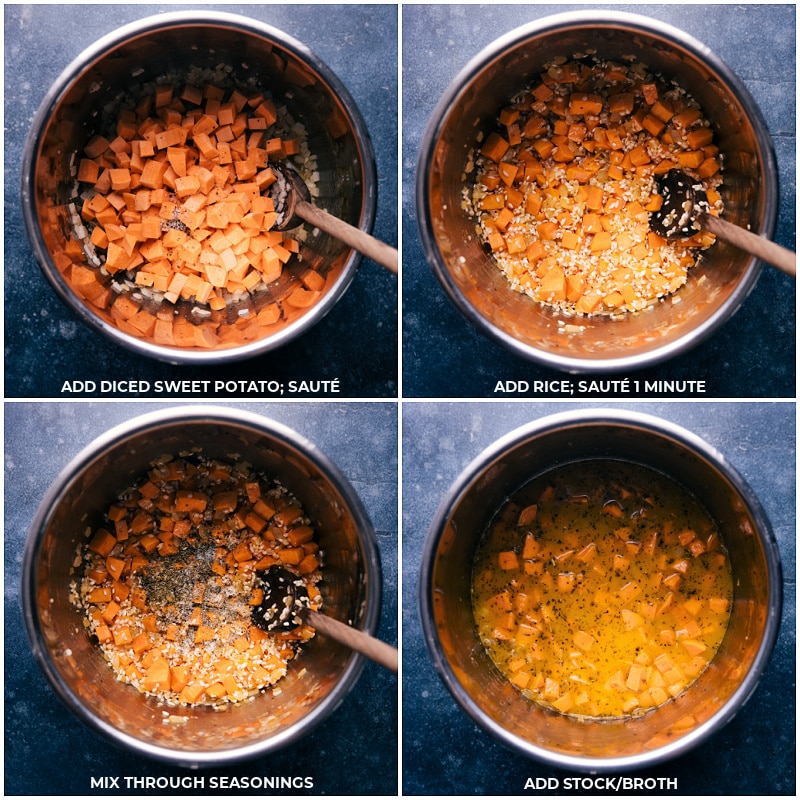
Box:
(701, 214), (796, 277)
(295, 199), (399, 274)
(306, 609), (398, 673)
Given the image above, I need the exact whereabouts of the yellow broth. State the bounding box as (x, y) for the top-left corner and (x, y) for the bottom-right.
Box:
(471, 459), (732, 719)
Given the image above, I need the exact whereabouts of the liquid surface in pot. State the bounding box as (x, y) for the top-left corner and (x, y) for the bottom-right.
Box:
(471, 459), (732, 719)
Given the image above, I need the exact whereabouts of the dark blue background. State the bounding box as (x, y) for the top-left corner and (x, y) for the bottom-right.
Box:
(402, 4), (795, 398)
(3, 3), (797, 797)
(4, 4), (398, 399)
(5, 402), (398, 795)
(402, 401), (795, 795)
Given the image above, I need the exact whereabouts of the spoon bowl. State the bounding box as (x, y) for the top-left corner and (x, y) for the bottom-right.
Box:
(271, 163), (399, 274)
(650, 171), (711, 239)
(254, 565), (398, 672)
(651, 170), (796, 276)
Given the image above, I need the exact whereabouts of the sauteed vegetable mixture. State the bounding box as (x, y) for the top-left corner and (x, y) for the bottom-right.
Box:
(465, 57), (724, 316)
(70, 453), (322, 707)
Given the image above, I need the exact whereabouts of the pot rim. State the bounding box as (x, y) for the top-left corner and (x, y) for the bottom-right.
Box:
(21, 405), (382, 766)
(20, 10), (378, 365)
(418, 408), (783, 771)
(415, 10), (778, 373)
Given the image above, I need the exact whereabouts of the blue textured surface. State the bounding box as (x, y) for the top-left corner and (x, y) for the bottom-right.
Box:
(402, 401), (795, 794)
(4, 4), (398, 398)
(5, 402), (398, 794)
(3, 3), (797, 797)
(402, 4), (795, 398)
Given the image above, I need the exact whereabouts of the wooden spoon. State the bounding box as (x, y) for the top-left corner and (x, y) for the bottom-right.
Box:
(252, 565), (398, 673)
(650, 170), (795, 277)
(270, 163), (398, 274)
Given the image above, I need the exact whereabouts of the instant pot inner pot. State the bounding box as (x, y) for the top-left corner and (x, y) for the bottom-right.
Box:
(31, 21), (365, 346)
(431, 423), (772, 761)
(427, 22), (770, 362)
(31, 420), (369, 756)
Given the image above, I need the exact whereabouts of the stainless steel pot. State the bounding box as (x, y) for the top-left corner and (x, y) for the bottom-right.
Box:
(419, 409), (781, 771)
(21, 406), (382, 766)
(416, 11), (778, 372)
(21, 12), (376, 363)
